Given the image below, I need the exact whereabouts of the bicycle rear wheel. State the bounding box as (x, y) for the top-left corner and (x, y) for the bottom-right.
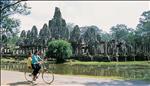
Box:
(42, 69), (54, 84)
(24, 68), (33, 82)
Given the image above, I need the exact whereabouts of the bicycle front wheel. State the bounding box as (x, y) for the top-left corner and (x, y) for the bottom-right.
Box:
(42, 70), (54, 84)
(24, 68), (33, 82)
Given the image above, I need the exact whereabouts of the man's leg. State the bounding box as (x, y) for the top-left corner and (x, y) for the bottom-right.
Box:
(32, 64), (37, 81)
(37, 64), (41, 72)
(31, 64), (36, 76)
(34, 64), (41, 75)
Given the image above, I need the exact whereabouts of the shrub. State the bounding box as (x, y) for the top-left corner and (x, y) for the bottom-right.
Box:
(46, 40), (72, 63)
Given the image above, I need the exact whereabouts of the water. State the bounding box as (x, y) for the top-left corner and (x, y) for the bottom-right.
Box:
(1, 62), (150, 80)
(53, 64), (150, 80)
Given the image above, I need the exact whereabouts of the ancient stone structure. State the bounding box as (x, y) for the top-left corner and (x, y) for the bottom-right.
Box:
(16, 7), (128, 57)
(49, 7), (69, 40)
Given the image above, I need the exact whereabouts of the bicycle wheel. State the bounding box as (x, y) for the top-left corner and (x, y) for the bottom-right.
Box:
(24, 68), (33, 82)
(42, 69), (54, 84)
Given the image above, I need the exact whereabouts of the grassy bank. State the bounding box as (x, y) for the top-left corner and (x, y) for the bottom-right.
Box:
(1, 58), (150, 66)
(65, 60), (150, 66)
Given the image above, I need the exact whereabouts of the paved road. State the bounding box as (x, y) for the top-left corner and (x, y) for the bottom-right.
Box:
(1, 70), (150, 86)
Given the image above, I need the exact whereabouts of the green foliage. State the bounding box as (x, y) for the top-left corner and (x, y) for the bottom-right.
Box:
(110, 24), (132, 41)
(46, 40), (72, 63)
(7, 35), (19, 46)
(1, 1), (31, 51)
(2, 17), (20, 34)
(1, 1), (31, 35)
(101, 32), (112, 42)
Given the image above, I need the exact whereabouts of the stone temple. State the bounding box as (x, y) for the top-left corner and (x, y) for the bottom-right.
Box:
(8, 7), (128, 58)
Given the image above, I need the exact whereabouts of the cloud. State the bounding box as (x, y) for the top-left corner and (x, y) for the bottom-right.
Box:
(149, 1), (150, 9)
(13, 14), (46, 33)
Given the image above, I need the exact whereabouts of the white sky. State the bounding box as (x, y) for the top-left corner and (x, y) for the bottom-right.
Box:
(14, 1), (150, 33)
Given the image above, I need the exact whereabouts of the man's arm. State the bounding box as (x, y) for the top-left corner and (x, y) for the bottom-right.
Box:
(37, 55), (43, 61)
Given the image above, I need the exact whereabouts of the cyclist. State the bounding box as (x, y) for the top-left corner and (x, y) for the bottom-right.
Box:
(31, 50), (43, 81)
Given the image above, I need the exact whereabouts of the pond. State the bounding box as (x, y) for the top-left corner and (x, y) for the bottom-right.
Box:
(1, 61), (150, 80)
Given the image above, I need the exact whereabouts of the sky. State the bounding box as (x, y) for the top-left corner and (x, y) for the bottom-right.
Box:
(13, 1), (150, 33)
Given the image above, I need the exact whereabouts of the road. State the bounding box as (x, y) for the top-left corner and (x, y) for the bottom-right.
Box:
(1, 70), (150, 86)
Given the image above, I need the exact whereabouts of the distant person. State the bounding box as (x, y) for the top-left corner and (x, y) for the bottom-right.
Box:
(32, 50), (43, 81)
(27, 52), (32, 69)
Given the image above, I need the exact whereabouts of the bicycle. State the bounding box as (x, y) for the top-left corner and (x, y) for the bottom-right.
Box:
(24, 61), (54, 84)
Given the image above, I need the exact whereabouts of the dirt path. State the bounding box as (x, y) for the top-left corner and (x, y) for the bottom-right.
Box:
(1, 70), (150, 86)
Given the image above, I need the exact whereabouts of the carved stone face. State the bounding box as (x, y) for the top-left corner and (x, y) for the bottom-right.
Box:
(49, 7), (69, 40)
(53, 7), (62, 19)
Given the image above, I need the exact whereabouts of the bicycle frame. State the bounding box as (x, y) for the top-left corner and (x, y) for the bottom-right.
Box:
(25, 60), (54, 84)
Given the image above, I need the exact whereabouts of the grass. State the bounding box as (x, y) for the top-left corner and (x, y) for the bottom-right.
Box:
(1, 58), (150, 66)
(65, 60), (150, 66)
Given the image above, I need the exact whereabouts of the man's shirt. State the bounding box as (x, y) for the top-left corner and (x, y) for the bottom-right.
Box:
(32, 54), (42, 64)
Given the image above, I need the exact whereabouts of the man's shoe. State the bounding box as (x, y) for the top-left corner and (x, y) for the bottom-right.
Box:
(35, 76), (38, 79)
(33, 76), (36, 81)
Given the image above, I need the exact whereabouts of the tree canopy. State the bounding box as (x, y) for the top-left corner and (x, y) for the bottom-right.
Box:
(0, 0), (31, 35)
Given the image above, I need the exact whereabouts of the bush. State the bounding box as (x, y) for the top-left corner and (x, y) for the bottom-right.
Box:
(46, 40), (72, 63)
(93, 54), (110, 62)
(135, 52), (146, 61)
(73, 54), (92, 61)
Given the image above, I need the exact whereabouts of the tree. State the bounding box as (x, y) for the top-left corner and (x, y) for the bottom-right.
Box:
(0, 0), (30, 57)
(110, 24), (131, 41)
(0, 0), (31, 35)
(101, 32), (112, 42)
(110, 24), (133, 61)
(135, 10), (150, 60)
(46, 40), (72, 63)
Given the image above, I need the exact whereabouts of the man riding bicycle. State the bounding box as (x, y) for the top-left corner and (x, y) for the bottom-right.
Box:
(31, 50), (43, 81)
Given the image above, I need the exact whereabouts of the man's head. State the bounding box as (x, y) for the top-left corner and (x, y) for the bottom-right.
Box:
(28, 52), (32, 57)
(34, 50), (38, 55)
